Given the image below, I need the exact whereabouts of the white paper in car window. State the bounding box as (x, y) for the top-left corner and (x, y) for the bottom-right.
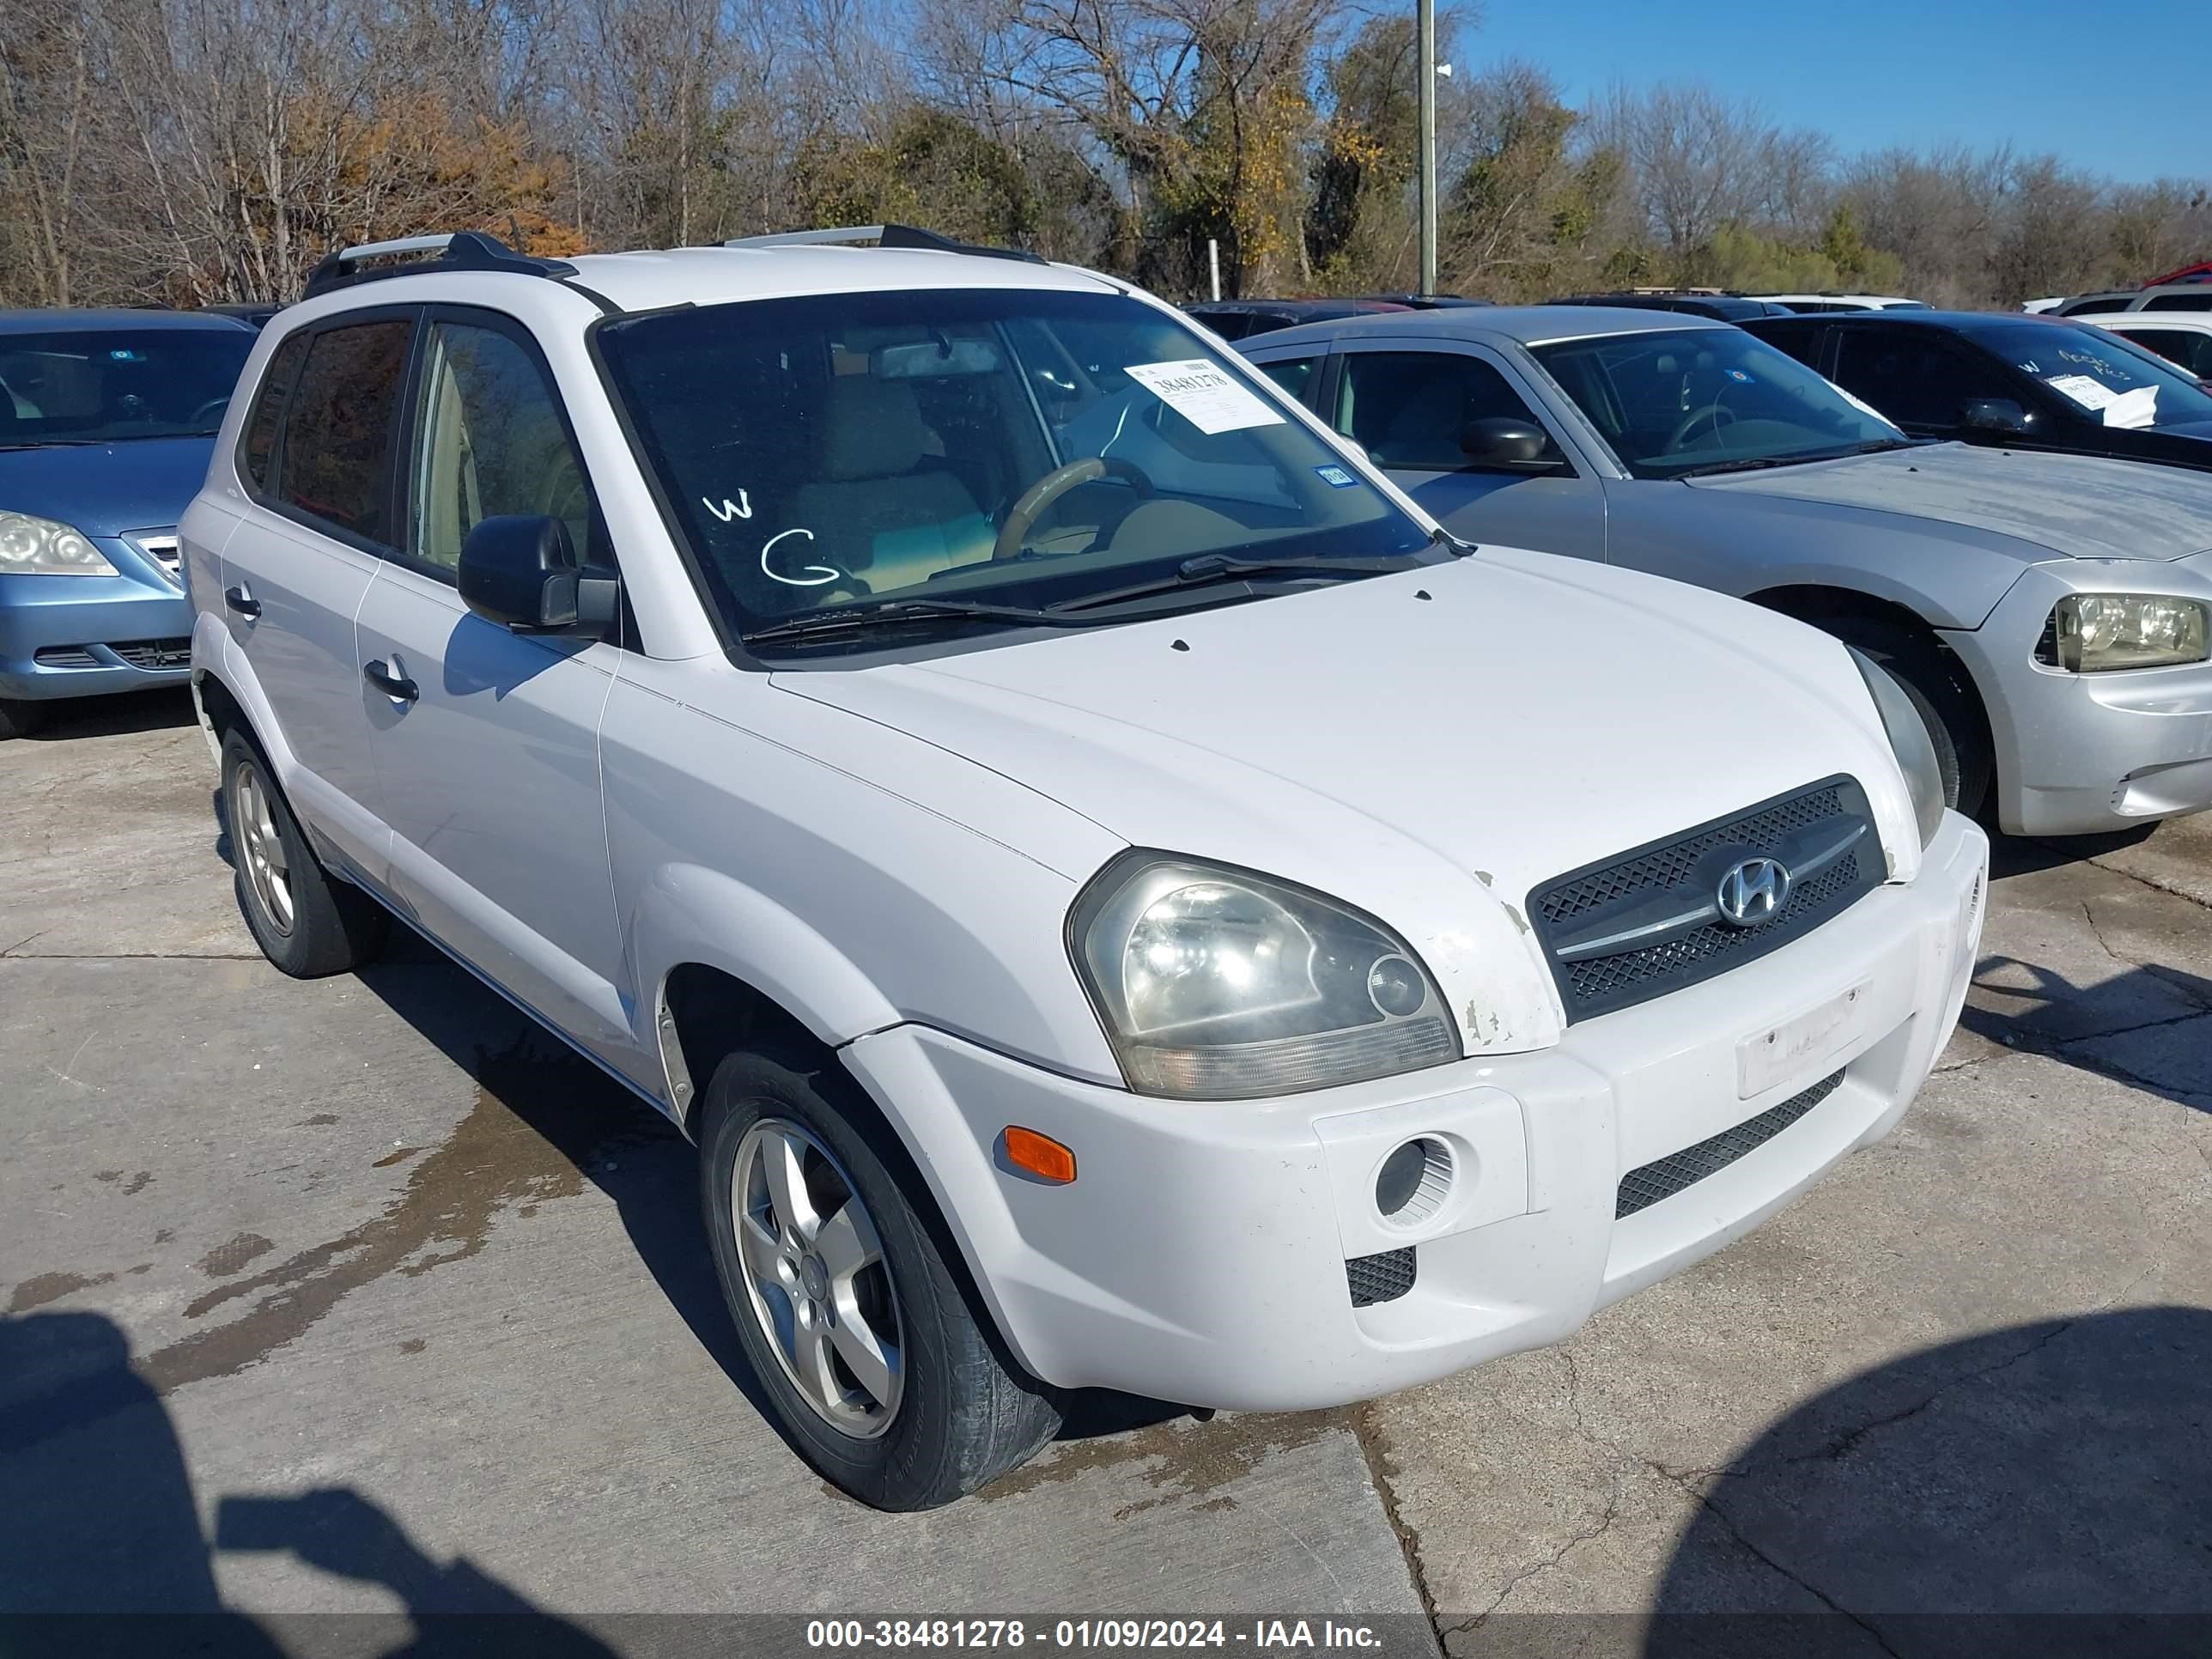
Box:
(1125, 359), (1285, 434)
(2046, 374), (2160, 428)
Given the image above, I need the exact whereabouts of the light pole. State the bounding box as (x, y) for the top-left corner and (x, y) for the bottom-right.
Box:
(1417, 0), (1437, 297)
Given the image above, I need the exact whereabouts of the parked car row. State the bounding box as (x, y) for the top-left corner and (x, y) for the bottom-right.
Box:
(4, 225), (2199, 1518)
(1238, 301), (2212, 838)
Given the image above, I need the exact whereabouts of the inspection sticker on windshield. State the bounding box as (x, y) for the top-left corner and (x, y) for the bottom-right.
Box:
(1314, 464), (1358, 487)
(2046, 374), (2158, 428)
(1126, 360), (1285, 434)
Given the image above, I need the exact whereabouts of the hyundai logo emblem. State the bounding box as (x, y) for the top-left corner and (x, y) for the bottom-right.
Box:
(1716, 857), (1792, 927)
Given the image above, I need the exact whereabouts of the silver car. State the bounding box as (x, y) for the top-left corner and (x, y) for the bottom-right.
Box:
(1240, 307), (2212, 836)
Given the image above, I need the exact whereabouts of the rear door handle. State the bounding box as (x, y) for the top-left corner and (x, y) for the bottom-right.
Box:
(362, 659), (419, 703)
(223, 586), (261, 619)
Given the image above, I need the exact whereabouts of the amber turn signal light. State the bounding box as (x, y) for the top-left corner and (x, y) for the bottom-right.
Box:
(1003, 1126), (1077, 1184)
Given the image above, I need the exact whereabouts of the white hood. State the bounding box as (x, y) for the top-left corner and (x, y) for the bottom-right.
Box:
(776, 548), (1919, 1052)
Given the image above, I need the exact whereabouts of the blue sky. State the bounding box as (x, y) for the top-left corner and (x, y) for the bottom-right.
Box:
(1462, 0), (2205, 185)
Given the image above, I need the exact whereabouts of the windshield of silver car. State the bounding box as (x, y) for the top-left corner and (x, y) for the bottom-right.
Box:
(1530, 326), (1909, 477)
(0, 328), (256, 448)
(594, 288), (1432, 639)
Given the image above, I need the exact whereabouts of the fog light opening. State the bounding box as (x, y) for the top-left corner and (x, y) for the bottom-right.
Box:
(1375, 1136), (1454, 1228)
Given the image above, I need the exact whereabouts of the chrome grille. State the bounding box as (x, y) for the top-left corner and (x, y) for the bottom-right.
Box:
(112, 638), (191, 670)
(1532, 778), (1884, 1023)
(130, 532), (183, 585)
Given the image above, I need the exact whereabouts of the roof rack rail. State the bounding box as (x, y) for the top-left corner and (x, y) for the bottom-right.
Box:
(723, 222), (1043, 265)
(302, 230), (579, 299)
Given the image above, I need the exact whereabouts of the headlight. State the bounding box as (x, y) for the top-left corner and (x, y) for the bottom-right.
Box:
(0, 511), (117, 576)
(1069, 854), (1461, 1099)
(1847, 647), (1945, 850)
(2037, 594), (2209, 672)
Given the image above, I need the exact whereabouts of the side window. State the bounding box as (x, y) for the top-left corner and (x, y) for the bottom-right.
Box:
(2144, 294), (2212, 313)
(1335, 351), (1557, 470)
(2118, 329), (2212, 378)
(1831, 330), (2011, 428)
(277, 320), (412, 543)
(1753, 325), (1826, 372)
(408, 319), (594, 575)
(240, 331), (309, 489)
(1258, 356), (1318, 403)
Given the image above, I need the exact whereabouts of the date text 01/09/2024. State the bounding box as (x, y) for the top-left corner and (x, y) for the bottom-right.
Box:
(803, 1620), (1392, 1650)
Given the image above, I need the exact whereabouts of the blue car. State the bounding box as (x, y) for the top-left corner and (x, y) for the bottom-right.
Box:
(1, 309), (257, 738)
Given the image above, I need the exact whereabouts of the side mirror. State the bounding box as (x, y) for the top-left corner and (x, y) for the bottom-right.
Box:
(1460, 417), (1556, 470)
(1959, 398), (2034, 438)
(459, 515), (617, 633)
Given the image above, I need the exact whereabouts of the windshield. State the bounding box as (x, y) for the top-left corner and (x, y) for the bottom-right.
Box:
(595, 288), (1427, 641)
(1530, 326), (1907, 478)
(1954, 318), (2212, 429)
(0, 327), (254, 447)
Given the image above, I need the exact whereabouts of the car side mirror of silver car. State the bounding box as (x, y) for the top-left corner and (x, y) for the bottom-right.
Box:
(1959, 398), (2035, 438)
(459, 514), (618, 635)
(1460, 417), (1559, 471)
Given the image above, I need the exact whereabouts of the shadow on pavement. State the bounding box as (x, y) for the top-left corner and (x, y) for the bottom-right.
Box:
(347, 933), (1194, 1476)
(1643, 1306), (2212, 1658)
(20, 685), (198, 743)
(0, 1309), (611, 1654)
(1960, 951), (2212, 1114)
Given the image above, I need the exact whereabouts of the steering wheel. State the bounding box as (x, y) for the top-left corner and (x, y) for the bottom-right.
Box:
(992, 457), (1155, 562)
(188, 397), (230, 427)
(1668, 403), (1737, 450)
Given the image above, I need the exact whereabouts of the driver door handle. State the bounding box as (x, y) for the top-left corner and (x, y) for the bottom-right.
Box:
(362, 659), (419, 703)
(223, 586), (260, 619)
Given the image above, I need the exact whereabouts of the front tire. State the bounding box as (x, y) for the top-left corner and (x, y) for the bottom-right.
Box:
(221, 729), (389, 976)
(700, 1045), (1060, 1509)
(1821, 620), (1992, 819)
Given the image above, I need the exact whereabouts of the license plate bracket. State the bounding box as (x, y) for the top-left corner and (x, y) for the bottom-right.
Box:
(1738, 980), (1871, 1100)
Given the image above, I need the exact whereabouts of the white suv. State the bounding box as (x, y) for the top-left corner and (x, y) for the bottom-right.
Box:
(185, 228), (1988, 1510)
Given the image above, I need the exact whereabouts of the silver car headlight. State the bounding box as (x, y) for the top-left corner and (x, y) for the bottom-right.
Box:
(2037, 594), (2209, 673)
(1069, 853), (1462, 1100)
(1847, 647), (1945, 851)
(0, 510), (118, 576)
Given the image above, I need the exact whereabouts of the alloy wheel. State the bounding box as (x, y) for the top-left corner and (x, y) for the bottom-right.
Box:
(233, 760), (295, 937)
(730, 1117), (906, 1437)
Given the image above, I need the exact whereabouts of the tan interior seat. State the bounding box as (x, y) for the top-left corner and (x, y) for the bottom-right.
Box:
(792, 379), (994, 594)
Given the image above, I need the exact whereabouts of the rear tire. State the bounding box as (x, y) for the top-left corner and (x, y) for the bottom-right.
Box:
(700, 1044), (1060, 1510)
(221, 729), (389, 976)
(1820, 620), (1991, 820)
(0, 696), (49, 739)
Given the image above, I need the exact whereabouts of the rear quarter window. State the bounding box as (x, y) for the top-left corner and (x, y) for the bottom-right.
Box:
(276, 320), (412, 544)
(240, 331), (310, 489)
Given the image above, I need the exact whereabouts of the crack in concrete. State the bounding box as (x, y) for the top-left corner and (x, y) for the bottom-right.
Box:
(1452, 1473), (1627, 1631)
(1668, 1474), (1906, 1659)
(2071, 845), (2212, 914)
(1346, 1405), (1443, 1634)
(1760, 1265), (2158, 1476)
(0, 928), (52, 957)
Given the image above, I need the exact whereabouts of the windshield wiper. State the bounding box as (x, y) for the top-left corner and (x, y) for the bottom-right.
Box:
(1675, 437), (1926, 479)
(1046, 550), (1428, 615)
(739, 596), (1111, 649)
(0, 437), (112, 452)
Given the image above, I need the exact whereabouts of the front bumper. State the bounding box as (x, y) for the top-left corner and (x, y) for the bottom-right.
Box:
(1948, 558), (2212, 836)
(0, 547), (192, 702)
(844, 811), (1990, 1412)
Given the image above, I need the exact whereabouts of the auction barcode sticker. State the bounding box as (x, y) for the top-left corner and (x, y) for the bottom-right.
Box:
(1125, 359), (1286, 434)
